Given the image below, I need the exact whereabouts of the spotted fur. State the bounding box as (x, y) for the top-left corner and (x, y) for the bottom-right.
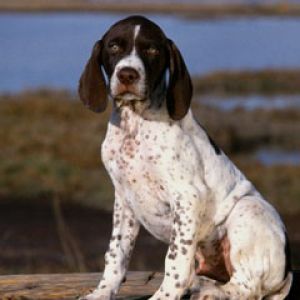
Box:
(79, 16), (292, 300)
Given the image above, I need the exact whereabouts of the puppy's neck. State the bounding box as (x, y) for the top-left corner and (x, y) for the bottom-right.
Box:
(111, 97), (173, 136)
(119, 106), (141, 137)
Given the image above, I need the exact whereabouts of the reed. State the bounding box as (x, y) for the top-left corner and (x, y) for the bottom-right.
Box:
(1, 1), (300, 19)
(1, 89), (300, 214)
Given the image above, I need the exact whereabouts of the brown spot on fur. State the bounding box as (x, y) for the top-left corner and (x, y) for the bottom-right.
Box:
(170, 243), (178, 252)
(180, 239), (193, 245)
(168, 253), (177, 260)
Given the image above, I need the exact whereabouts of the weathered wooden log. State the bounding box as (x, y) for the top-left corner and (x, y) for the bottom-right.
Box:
(0, 272), (160, 300)
(0, 271), (299, 299)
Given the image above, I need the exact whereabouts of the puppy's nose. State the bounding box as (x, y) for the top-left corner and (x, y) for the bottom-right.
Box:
(117, 67), (140, 85)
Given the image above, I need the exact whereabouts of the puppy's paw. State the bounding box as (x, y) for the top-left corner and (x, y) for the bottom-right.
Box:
(79, 295), (111, 300)
(148, 291), (166, 300)
(148, 290), (181, 300)
(79, 290), (114, 300)
(190, 291), (229, 300)
(190, 294), (213, 300)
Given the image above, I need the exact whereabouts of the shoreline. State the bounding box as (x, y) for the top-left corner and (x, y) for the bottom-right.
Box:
(1, 3), (300, 18)
(193, 69), (300, 96)
(2, 69), (300, 97)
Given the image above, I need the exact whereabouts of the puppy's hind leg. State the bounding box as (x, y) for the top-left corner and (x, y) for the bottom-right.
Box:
(189, 279), (231, 300)
(190, 279), (262, 300)
(264, 272), (293, 300)
(189, 276), (233, 300)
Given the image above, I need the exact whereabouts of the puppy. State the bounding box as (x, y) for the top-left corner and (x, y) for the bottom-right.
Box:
(79, 15), (292, 300)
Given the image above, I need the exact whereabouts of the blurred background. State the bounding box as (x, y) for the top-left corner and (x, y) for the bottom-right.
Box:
(0, 0), (300, 275)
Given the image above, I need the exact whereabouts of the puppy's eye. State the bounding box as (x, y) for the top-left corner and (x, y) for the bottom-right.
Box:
(109, 43), (121, 54)
(145, 47), (159, 56)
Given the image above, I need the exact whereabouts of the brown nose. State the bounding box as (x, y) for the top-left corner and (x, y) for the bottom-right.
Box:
(117, 67), (140, 85)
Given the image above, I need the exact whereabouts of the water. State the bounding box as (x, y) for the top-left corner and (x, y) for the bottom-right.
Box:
(1, 13), (300, 92)
(256, 149), (300, 166)
(199, 94), (300, 111)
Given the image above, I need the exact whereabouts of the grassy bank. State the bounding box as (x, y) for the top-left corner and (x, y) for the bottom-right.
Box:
(194, 70), (300, 96)
(1, 89), (300, 215)
(0, 90), (113, 209)
(1, 1), (300, 18)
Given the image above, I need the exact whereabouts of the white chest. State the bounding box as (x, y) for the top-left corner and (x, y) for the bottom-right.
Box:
(101, 108), (202, 242)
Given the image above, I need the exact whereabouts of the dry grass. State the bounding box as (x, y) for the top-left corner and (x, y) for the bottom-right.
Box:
(195, 104), (300, 153)
(194, 70), (300, 96)
(236, 160), (300, 216)
(0, 90), (113, 209)
(1, 1), (300, 18)
(1, 89), (300, 215)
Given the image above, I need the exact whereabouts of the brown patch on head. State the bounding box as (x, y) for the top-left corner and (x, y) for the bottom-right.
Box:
(166, 39), (193, 120)
(80, 15), (193, 119)
(78, 40), (108, 113)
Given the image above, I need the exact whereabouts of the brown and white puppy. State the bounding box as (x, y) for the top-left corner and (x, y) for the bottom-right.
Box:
(79, 16), (292, 300)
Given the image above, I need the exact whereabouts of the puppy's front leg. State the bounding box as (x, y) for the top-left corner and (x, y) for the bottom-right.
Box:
(81, 193), (140, 300)
(149, 187), (205, 300)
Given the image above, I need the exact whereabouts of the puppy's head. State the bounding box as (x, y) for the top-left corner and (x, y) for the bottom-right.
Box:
(79, 15), (193, 120)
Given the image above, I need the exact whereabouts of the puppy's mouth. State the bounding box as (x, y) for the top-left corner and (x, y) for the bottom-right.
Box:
(114, 92), (145, 102)
(114, 94), (148, 111)
(111, 84), (147, 104)
(112, 90), (149, 112)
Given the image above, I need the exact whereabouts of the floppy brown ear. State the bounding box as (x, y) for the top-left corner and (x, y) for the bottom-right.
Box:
(166, 39), (193, 120)
(78, 40), (108, 113)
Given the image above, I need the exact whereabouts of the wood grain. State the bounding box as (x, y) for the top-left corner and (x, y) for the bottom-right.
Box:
(0, 272), (161, 300)
(0, 271), (299, 299)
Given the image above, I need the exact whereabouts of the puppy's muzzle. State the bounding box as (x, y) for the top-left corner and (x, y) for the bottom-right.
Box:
(114, 67), (144, 101)
(117, 67), (140, 85)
